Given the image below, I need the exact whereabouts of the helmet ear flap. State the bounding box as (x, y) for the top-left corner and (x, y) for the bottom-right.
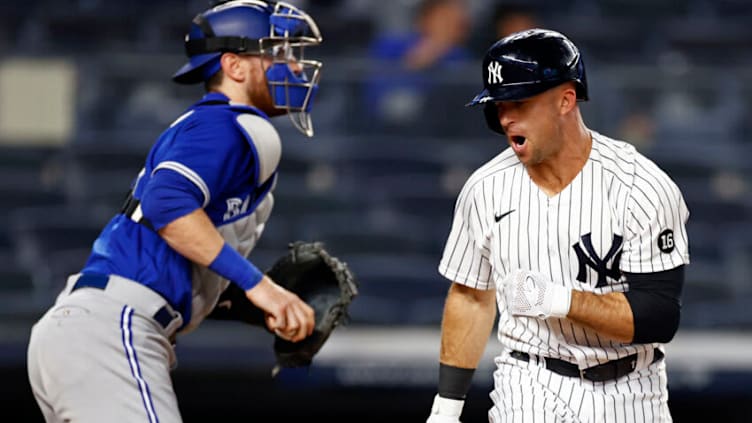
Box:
(483, 103), (505, 135)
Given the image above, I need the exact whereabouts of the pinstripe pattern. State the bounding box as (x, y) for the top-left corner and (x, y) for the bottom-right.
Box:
(438, 132), (688, 422)
(488, 352), (671, 423)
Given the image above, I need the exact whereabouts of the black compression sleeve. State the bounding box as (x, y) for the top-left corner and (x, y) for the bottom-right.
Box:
(438, 363), (475, 400)
(623, 265), (685, 344)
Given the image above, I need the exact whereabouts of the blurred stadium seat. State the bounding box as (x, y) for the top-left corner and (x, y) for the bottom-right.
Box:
(55, 142), (148, 212)
(7, 205), (108, 295)
(341, 252), (447, 325)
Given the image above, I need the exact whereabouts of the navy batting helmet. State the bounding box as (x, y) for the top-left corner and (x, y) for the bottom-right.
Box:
(467, 28), (588, 134)
(173, 0), (323, 136)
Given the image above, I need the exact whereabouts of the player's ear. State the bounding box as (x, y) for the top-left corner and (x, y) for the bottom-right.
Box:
(559, 83), (578, 115)
(220, 53), (246, 83)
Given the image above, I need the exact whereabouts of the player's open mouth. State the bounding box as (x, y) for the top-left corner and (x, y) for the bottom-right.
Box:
(511, 136), (526, 146)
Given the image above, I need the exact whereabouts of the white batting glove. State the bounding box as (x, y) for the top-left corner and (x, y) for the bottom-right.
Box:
(502, 269), (571, 319)
(426, 394), (464, 423)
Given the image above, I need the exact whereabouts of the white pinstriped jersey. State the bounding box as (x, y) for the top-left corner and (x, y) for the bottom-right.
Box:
(439, 131), (690, 369)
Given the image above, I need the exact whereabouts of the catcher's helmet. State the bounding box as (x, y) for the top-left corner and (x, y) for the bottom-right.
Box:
(173, 0), (323, 136)
(466, 28), (588, 134)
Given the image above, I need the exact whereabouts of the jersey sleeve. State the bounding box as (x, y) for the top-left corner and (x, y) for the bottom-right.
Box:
(621, 155), (690, 273)
(140, 170), (205, 230)
(438, 180), (494, 290)
(151, 113), (252, 208)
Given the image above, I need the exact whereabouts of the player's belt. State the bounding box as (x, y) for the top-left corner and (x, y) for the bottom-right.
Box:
(509, 349), (664, 382)
(71, 272), (181, 331)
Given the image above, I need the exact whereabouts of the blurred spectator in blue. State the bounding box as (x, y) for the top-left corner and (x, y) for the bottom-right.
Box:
(361, 0), (472, 128)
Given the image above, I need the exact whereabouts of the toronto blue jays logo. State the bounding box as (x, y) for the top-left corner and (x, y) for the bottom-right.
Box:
(572, 233), (623, 288)
(223, 196), (250, 221)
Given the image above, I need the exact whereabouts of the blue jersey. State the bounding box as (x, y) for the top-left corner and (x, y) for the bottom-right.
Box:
(81, 93), (281, 331)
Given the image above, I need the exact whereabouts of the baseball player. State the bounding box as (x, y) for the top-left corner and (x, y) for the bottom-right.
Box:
(27, 2), (323, 422)
(427, 29), (689, 423)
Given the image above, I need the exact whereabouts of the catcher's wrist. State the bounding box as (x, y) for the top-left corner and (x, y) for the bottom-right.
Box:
(209, 243), (263, 291)
(549, 283), (572, 318)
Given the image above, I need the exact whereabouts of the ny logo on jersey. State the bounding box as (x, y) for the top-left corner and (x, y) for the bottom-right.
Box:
(487, 61), (503, 85)
(572, 233), (623, 288)
(223, 196), (250, 221)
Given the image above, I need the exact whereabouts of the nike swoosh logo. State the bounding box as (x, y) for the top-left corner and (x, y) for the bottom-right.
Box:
(494, 209), (515, 222)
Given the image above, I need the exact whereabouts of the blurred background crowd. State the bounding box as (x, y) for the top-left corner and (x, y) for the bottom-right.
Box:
(1, 0), (751, 421)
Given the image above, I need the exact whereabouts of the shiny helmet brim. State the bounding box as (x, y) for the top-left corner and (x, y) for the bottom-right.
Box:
(466, 79), (570, 107)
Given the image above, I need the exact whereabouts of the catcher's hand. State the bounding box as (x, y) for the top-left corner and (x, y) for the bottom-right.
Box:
(265, 240), (358, 373)
(246, 275), (315, 343)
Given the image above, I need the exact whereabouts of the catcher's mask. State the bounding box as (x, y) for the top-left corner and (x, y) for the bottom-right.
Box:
(466, 28), (588, 135)
(173, 0), (323, 137)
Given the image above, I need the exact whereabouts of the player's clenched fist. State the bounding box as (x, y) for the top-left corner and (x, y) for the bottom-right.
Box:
(501, 269), (572, 319)
(245, 275), (315, 342)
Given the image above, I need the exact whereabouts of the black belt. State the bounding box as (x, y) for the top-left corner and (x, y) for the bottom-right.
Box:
(72, 273), (175, 329)
(510, 349), (664, 382)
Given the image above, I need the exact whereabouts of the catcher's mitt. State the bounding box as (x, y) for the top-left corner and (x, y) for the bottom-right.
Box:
(265, 240), (358, 373)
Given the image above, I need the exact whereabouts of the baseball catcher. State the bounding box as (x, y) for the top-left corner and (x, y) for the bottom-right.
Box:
(26, 2), (333, 420)
(208, 241), (358, 374)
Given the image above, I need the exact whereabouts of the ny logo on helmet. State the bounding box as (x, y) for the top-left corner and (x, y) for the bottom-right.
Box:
(487, 61), (503, 85)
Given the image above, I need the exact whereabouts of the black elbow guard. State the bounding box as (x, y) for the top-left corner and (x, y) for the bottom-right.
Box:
(625, 290), (681, 343)
(624, 266), (685, 344)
